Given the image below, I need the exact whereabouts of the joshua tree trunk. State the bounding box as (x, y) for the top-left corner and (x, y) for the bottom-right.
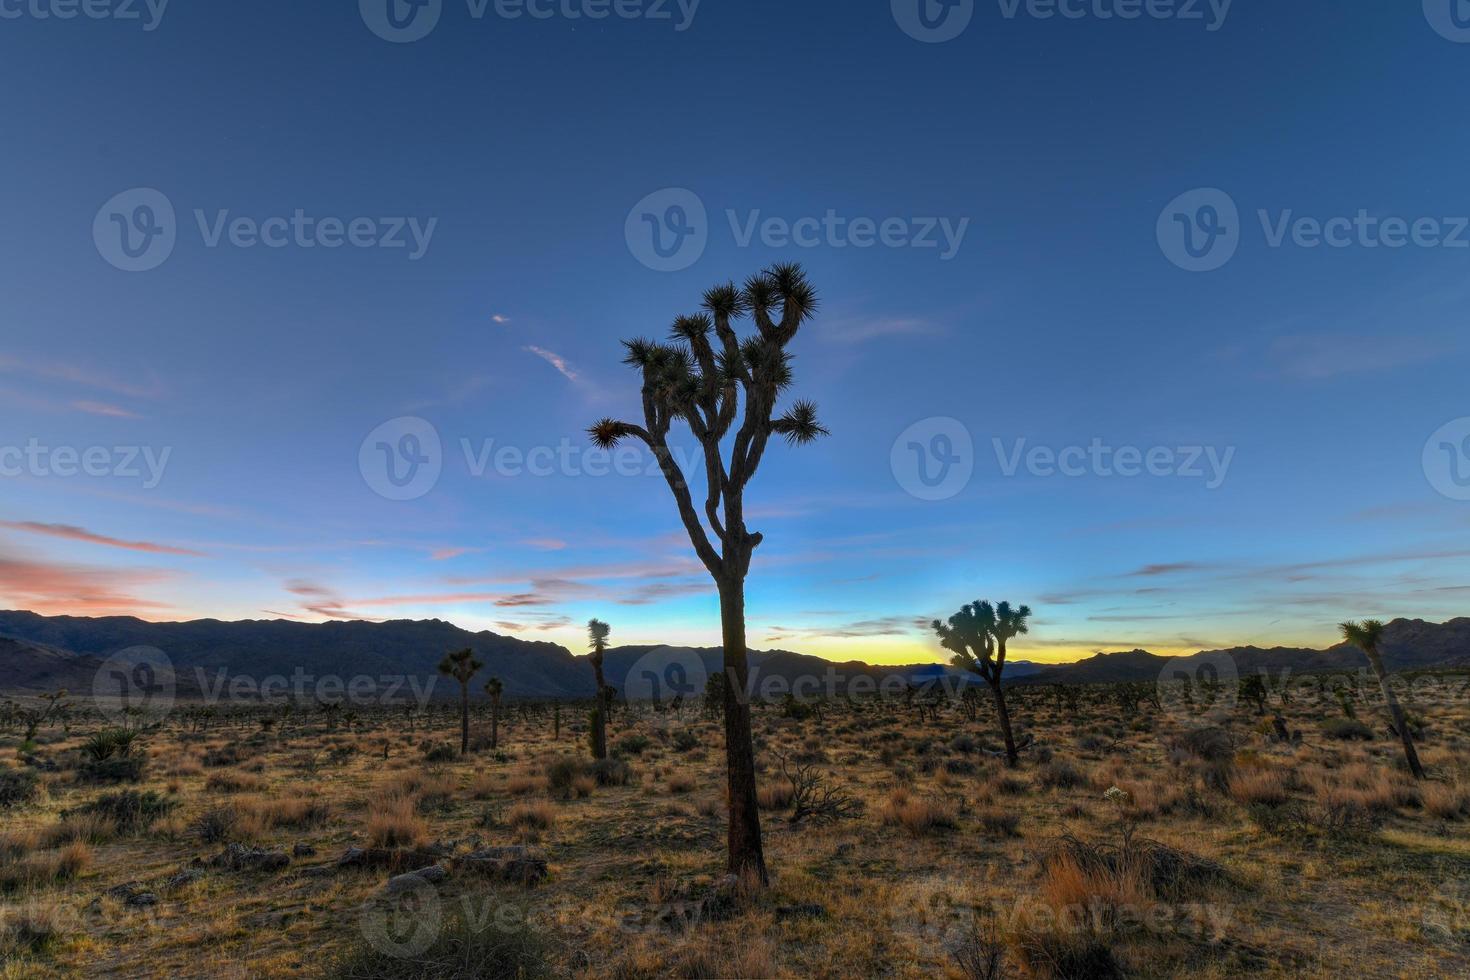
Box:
(490, 697), (500, 750)
(458, 684), (469, 756)
(1367, 651), (1425, 779)
(554, 703), (560, 739)
(591, 662), (608, 760)
(719, 578), (767, 885)
(990, 681), (1018, 768)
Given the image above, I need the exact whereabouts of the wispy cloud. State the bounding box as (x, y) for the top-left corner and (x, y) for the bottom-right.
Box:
(492, 314), (511, 325)
(0, 521), (206, 557)
(0, 355), (163, 399)
(0, 551), (175, 615)
(1265, 334), (1446, 381)
(71, 400), (142, 419)
(523, 346), (579, 382)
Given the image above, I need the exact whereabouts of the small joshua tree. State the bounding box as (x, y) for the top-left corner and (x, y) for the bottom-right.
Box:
(587, 619), (611, 761)
(589, 264), (828, 886)
(934, 600), (1031, 768)
(1339, 620), (1424, 780)
(437, 648), (482, 756)
(484, 676), (504, 750)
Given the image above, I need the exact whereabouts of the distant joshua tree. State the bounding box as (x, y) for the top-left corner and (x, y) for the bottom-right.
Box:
(437, 648), (482, 756)
(934, 600), (1031, 768)
(587, 619), (611, 761)
(589, 264), (828, 887)
(1339, 620), (1425, 780)
(484, 676), (504, 750)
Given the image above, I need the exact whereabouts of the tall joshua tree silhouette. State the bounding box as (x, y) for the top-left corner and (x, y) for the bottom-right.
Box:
(933, 600), (1031, 768)
(437, 647), (482, 756)
(484, 676), (504, 751)
(1339, 619), (1425, 780)
(587, 618), (611, 761)
(589, 263), (827, 886)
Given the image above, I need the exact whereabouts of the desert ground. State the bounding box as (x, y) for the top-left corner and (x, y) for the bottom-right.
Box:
(2, 677), (1469, 979)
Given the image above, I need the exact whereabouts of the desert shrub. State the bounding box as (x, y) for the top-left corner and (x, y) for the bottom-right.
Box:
(976, 807), (1021, 837)
(192, 808), (239, 844)
(1424, 782), (1470, 820)
(945, 758), (977, 776)
(74, 791), (176, 834)
(667, 771), (696, 794)
(1228, 769), (1290, 808)
(1321, 718), (1374, 741)
(1037, 760), (1086, 791)
(613, 734), (651, 757)
(205, 771), (264, 793)
(80, 728), (146, 762)
(757, 779), (795, 810)
(365, 796), (427, 848)
(77, 756), (147, 784)
(880, 788), (958, 835)
(780, 696), (816, 721)
(1176, 726), (1234, 763)
(202, 744), (251, 767)
(0, 902), (66, 958)
(328, 901), (548, 979)
(0, 770), (40, 810)
(423, 744), (457, 763)
(949, 733), (978, 754)
(671, 729), (699, 753)
(507, 801), (555, 833)
(591, 757), (631, 787)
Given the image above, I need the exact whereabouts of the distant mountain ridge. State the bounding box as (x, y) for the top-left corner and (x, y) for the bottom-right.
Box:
(0, 610), (1464, 699)
(0, 610), (1023, 700)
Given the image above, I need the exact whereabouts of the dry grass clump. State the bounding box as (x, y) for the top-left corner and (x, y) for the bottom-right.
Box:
(0, 900), (66, 958)
(1423, 781), (1470, 820)
(757, 778), (795, 810)
(235, 792), (334, 836)
(1228, 768), (1290, 808)
(507, 774), (550, 796)
(880, 788), (959, 835)
(507, 800), (557, 837)
(0, 842), (92, 894)
(667, 771), (697, 794)
(364, 794), (428, 848)
(205, 771), (265, 793)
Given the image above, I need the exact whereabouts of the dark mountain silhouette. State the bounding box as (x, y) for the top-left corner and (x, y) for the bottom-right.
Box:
(0, 610), (1462, 699)
(0, 610), (1029, 700)
(1014, 618), (1470, 686)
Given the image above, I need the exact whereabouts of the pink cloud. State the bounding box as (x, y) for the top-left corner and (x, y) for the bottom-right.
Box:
(0, 521), (206, 557)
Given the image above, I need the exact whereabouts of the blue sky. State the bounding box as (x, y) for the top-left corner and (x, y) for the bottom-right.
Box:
(2, 1), (1468, 664)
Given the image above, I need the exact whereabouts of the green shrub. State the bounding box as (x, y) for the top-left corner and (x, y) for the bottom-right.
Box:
(1322, 718), (1374, 741)
(591, 758), (631, 787)
(0, 770), (40, 810)
(613, 735), (650, 757)
(74, 790), (176, 834)
(671, 729), (699, 753)
(328, 900), (548, 979)
(423, 744), (457, 763)
(77, 756), (147, 785)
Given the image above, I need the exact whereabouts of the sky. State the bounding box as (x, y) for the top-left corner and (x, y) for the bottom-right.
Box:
(2, 1), (1468, 666)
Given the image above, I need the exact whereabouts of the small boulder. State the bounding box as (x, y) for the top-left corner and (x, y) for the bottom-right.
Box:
(211, 843), (289, 873)
(385, 865), (448, 894)
(457, 846), (547, 885)
(292, 843), (316, 858)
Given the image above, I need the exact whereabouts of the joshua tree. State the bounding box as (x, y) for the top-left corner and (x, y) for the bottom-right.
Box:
(589, 264), (828, 886)
(484, 676), (504, 750)
(1339, 620), (1425, 780)
(586, 619), (611, 760)
(934, 600), (1032, 768)
(437, 648), (482, 756)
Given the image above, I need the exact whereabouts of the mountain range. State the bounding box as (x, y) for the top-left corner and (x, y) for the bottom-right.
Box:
(0, 610), (1464, 701)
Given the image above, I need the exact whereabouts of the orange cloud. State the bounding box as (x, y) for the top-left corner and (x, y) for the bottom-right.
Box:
(0, 521), (205, 557)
